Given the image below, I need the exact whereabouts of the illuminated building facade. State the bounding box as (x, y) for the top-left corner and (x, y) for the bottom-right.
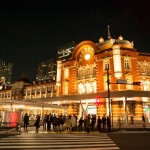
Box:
(0, 32), (150, 125)
(56, 34), (150, 124)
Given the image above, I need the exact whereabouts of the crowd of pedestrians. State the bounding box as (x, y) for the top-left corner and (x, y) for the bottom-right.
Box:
(23, 113), (149, 133)
(41, 114), (111, 133)
(23, 113), (112, 133)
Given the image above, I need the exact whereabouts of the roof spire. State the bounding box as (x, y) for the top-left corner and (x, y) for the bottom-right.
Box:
(107, 25), (111, 40)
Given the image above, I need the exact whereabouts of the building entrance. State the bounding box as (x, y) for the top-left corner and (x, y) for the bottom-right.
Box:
(87, 105), (97, 115)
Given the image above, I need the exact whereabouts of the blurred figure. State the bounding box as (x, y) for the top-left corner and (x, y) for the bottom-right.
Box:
(86, 115), (91, 133)
(102, 115), (106, 131)
(47, 113), (53, 131)
(142, 115), (146, 129)
(78, 117), (84, 132)
(65, 117), (72, 133)
(130, 115), (134, 125)
(107, 116), (111, 132)
(97, 116), (101, 132)
(91, 115), (96, 131)
(71, 115), (77, 131)
(34, 115), (40, 133)
(43, 114), (47, 130)
(23, 113), (29, 131)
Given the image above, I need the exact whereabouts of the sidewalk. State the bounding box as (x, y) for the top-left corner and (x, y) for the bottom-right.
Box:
(1, 123), (150, 134)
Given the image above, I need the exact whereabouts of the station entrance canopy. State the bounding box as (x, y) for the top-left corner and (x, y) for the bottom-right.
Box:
(1, 90), (150, 107)
(23, 90), (150, 102)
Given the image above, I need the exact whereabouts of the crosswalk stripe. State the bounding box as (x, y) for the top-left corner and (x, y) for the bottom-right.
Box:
(0, 139), (111, 142)
(17, 147), (120, 150)
(1, 138), (110, 140)
(3, 135), (109, 138)
(0, 144), (118, 149)
(0, 141), (114, 144)
(0, 134), (120, 149)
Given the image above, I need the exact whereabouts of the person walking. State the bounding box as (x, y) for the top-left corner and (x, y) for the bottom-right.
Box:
(34, 115), (40, 133)
(23, 113), (29, 131)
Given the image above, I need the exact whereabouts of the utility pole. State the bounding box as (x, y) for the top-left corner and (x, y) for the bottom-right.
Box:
(106, 67), (111, 131)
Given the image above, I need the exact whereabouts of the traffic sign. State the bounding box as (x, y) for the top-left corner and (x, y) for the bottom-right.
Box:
(117, 79), (127, 84)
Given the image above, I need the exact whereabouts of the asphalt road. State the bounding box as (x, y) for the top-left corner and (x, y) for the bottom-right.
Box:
(108, 132), (150, 150)
(0, 133), (119, 150)
(0, 132), (150, 150)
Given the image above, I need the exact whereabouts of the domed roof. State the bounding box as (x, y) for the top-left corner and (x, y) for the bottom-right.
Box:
(98, 37), (134, 50)
(113, 41), (119, 46)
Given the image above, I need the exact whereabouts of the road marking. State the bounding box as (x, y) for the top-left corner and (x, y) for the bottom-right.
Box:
(0, 133), (120, 149)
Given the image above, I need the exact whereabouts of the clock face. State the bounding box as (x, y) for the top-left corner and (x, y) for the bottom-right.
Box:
(84, 53), (91, 60)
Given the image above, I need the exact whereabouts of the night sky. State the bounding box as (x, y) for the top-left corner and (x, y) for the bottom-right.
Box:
(0, 0), (150, 82)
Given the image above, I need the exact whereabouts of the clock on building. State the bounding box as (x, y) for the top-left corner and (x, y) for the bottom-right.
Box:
(84, 53), (91, 60)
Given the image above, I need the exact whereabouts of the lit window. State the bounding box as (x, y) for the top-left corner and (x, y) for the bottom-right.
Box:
(124, 59), (130, 69)
(103, 60), (110, 70)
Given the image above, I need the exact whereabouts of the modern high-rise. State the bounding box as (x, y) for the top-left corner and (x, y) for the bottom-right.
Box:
(36, 59), (57, 82)
(57, 41), (76, 60)
(0, 59), (13, 90)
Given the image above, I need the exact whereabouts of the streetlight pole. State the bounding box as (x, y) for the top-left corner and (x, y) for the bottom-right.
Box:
(106, 68), (111, 131)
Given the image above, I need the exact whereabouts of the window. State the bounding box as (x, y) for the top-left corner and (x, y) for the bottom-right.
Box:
(125, 75), (133, 90)
(63, 82), (68, 95)
(87, 68), (90, 77)
(124, 59), (130, 69)
(93, 67), (96, 76)
(103, 60), (110, 70)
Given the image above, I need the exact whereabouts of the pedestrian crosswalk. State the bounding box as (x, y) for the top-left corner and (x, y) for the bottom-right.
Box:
(0, 133), (120, 149)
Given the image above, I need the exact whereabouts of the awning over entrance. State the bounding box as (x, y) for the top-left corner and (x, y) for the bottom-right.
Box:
(0, 100), (67, 109)
(22, 90), (150, 102)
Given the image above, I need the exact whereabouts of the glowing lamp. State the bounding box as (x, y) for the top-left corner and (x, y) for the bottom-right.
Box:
(96, 97), (101, 106)
(99, 37), (104, 43)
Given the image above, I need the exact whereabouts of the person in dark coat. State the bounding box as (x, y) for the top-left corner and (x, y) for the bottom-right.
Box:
(43, 114), (47, 130)
(78, 117), (84, 132)
(102, 115), (106, 131)
(47, 113), (53, 131)
(86, 115), (91, 133)
(34, 115), (40, 133)
(23, 113), (29, 131)
(97, 116), (102, 132)
(106, 116), (111, 132)
(91, 115), (96, 131)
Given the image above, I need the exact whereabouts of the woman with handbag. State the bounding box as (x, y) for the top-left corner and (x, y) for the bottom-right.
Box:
(34, 115), (40, 133)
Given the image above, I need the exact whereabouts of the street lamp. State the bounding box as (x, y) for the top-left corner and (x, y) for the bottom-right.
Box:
(106, 67), (111, 131)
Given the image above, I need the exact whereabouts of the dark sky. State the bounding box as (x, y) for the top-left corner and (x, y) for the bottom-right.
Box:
(0, 0), (150, 82)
